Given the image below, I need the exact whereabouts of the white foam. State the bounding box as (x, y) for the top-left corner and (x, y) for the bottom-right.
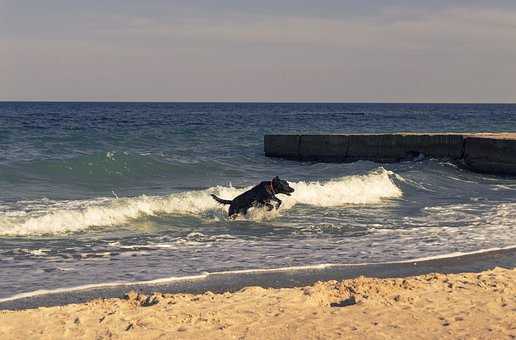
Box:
(0, 168), (402, 236)
(286, 168), (402, 207)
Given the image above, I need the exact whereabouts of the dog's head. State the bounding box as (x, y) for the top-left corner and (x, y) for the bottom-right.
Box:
(272, 176), (295, 196)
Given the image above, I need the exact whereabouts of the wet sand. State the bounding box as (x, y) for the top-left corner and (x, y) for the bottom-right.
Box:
(2, 247), (515, 311)
(1, 248), (515, 339)
(1, 266), (515, 339)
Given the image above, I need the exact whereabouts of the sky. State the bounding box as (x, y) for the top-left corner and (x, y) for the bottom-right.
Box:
(1, 1), (516, 102)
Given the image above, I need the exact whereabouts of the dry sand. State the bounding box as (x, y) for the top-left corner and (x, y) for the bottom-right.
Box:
(1, 267), (515, 340)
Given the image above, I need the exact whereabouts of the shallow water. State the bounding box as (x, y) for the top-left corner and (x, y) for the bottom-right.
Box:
(1, 102), (515, 298)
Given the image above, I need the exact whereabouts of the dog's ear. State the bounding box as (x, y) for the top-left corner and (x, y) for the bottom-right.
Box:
(273, 176), (279, 181)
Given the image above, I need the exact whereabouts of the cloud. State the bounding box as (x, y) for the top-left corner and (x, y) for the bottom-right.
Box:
(1, 3), (516, 101)
(98, 7), (516, 52)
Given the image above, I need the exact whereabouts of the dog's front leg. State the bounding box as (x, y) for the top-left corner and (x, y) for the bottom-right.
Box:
(271, 196), (282, 209)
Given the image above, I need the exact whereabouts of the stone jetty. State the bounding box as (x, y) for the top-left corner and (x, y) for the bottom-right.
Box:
(264, 133), (516, 175)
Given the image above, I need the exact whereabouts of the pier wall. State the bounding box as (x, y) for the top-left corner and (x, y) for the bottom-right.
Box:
(264, 133), (516, 175)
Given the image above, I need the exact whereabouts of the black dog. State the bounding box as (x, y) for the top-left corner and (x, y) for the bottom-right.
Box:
(211, 176), (295, 218)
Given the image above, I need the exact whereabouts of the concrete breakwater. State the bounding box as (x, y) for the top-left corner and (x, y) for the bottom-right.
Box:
(264, 133), (516, 175)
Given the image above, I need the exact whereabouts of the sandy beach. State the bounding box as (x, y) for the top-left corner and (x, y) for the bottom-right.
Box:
(4, 0), (516, 338)
(1, 267), (514, 340)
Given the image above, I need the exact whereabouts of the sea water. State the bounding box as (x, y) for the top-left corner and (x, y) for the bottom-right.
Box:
(0, 102), (515, 299)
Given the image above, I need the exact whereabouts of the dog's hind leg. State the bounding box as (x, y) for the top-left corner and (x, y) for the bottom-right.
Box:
(228, 205), (238, 218)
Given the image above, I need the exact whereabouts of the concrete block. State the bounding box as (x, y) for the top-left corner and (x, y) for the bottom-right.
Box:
(298, 135), (349, 161)
(464, 136), (516, 175)
(264, 133), (516, 175)
(264, 135), (300, 159)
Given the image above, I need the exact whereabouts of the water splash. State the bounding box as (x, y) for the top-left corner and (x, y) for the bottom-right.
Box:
(0, 168), (402, 236)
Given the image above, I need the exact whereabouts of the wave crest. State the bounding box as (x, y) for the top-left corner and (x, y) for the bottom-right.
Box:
(288, 168), (402, 207)
(0, 168), (402, 236)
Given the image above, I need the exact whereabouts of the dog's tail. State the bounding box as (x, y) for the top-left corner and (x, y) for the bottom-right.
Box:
(211, 194), (232, 205)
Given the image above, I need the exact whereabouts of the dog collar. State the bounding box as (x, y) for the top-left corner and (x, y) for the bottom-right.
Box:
(266, 180), (276, 195)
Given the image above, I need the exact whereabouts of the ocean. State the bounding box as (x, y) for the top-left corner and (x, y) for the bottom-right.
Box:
(1, 102), (515, 300)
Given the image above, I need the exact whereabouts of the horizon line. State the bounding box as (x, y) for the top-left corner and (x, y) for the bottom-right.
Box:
(1, 100), (516, 105)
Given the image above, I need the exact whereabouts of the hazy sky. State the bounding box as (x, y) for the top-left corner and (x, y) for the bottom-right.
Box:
(2, 1), (516, 102)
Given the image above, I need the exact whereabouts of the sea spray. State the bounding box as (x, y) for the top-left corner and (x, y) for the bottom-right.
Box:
(286, 168), (402, 207)
(0, 168), (402, 236)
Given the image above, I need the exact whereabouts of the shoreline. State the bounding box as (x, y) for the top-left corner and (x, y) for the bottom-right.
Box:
(2, 246), (515, 311)
(1, 264), (514, 339)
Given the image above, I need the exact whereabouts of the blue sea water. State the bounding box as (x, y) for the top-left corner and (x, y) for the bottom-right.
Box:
(0, 102), (515, 299)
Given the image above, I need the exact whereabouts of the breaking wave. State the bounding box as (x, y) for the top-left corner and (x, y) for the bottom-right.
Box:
(0, 168), (402, 236)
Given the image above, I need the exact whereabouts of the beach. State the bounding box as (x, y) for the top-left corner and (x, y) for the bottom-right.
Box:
(1, 267), (514, 339)
(1, 102), (515, 339)
(4, 0), (516, 337)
